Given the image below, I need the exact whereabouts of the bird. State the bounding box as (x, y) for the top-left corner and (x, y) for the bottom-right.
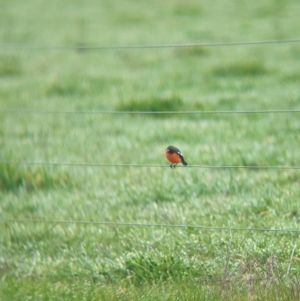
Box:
(165, 145), (188, 169)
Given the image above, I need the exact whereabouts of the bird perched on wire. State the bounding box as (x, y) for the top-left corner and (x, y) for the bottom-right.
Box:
(165, 145), (188, 169)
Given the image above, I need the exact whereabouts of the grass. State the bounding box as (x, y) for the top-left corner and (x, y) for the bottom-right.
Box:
(1, 0), (300, 300)
(210, 58), (269, 77)
(116, 95), (184, 114)
(0, 55), (22, 76)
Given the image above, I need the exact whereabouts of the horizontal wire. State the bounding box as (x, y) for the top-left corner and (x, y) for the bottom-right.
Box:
(1, 38), (300, 51)
(1, 109), (300, 115)
(1, 161), (300, 170)
(1, 217), (300, 233)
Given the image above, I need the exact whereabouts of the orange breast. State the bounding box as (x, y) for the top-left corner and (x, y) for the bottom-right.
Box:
(165, 151), (182, 163)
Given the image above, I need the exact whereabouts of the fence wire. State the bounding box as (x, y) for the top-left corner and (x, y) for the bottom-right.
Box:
(1, 161), (300, 170)
(1, 109), (300, 115)
(1, 217), (300, 233)
(1, 38), (300, 51)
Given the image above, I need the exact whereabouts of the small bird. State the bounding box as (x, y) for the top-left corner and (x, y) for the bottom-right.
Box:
(165, 145), (188, 169)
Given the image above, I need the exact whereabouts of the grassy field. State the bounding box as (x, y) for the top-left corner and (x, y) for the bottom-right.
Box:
(1, 0), (300, 300)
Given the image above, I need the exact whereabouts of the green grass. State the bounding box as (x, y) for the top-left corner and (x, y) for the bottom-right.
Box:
(1, 0), (300, 300)
(0, 55), (22, 76)
(116, 95), (184, 114)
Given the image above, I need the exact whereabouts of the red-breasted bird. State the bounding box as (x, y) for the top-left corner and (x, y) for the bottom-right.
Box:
(165, 145), (188, 169)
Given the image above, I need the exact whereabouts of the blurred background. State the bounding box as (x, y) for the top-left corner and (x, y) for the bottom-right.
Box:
(1, 0), (300, 300)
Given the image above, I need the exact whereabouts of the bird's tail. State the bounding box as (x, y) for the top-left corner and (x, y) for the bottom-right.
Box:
(178, 153), (188, 166)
